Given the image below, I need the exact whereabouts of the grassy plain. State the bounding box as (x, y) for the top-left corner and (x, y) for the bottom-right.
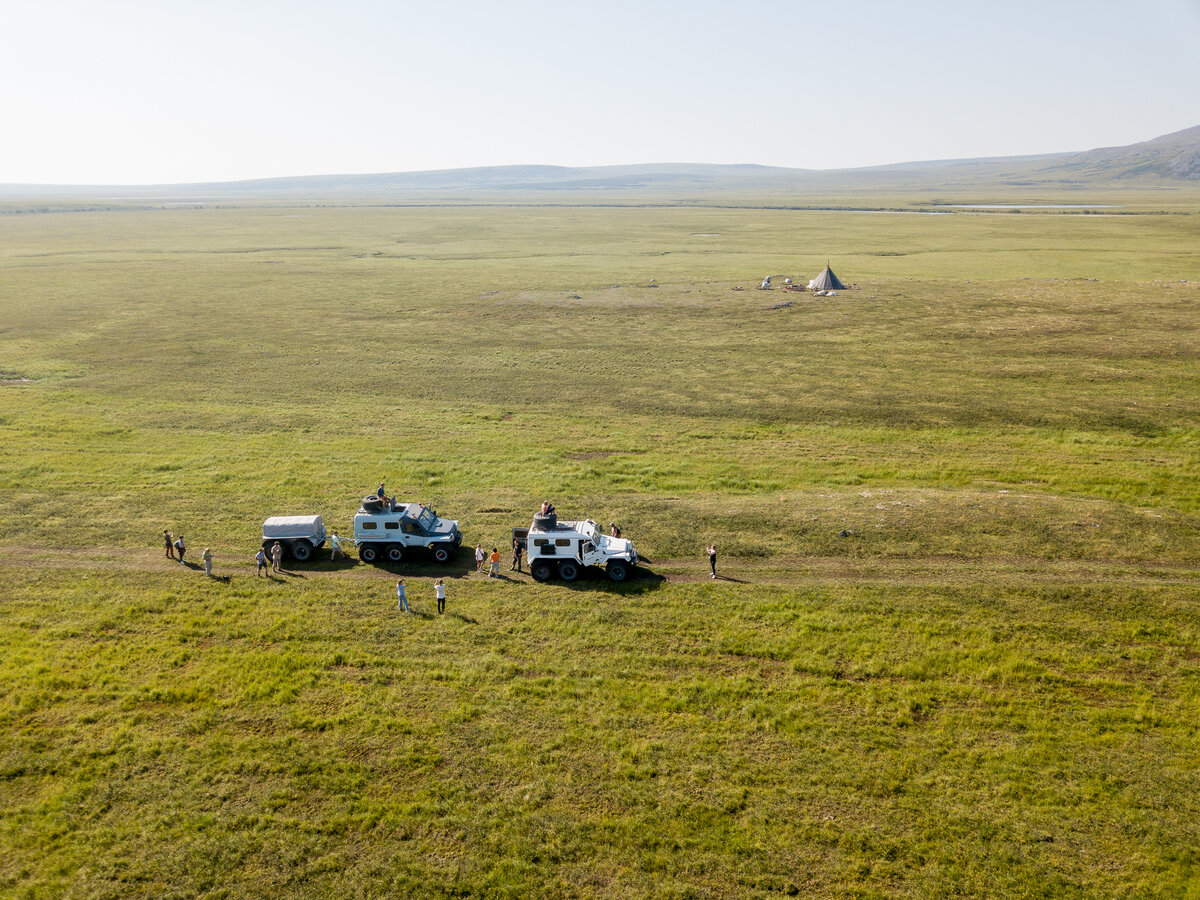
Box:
(1, 197), (1199, 897)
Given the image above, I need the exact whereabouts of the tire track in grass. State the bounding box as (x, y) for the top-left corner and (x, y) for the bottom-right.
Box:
(2, 546), (1197, 588)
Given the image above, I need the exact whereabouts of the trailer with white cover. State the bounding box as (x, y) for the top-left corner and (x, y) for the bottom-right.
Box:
(261, 515), (328, 562)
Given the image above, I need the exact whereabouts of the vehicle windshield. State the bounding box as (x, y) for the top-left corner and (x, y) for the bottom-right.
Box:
(580, 520), (598, 539)
(416, 507), (438, 530)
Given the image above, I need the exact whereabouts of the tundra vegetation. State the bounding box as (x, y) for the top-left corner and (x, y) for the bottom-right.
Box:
(1, 194), (1199, 897)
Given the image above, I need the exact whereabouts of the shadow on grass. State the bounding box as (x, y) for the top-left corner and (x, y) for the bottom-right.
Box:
(549, 567), (668, 594)
(365, 554), (476, 579)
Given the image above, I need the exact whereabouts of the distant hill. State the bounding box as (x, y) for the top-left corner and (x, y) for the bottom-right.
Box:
(3, 126), (1198, 202)
(1047, 125), (1200, 180)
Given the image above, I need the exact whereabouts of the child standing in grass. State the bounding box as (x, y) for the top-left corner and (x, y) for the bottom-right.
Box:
(475, 544), (486, 573)
(255, 548), (267, 576)
(435, 579), (446, 615)
(164, 530), (175, 559)
(707, 544), (717, 579)
(489, 547), (501, 578)
(396, 579), (409, 612)
(202, 547), (213, 577)
(174, 535), (186, 564)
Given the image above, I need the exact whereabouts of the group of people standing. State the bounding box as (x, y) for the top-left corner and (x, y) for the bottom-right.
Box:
(395, 578), (446, 614)
(255, 541), (286, 576)
(475, 542), (522, 576)
(163, 529), (214, 576)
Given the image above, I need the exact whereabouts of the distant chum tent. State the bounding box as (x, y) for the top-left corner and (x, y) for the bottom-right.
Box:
(807, 264), (846, 291)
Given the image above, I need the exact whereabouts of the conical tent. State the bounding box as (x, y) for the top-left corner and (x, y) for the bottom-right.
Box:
(807, 265), (846, 291)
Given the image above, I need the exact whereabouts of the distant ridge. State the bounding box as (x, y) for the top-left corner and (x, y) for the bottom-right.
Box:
(2, 126), (1198, 200)
(1052, 125), (1200, 180)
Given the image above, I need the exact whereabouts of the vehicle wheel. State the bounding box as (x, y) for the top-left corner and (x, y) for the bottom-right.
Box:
(532, 512), (557, 530)
(432, 545), (452, 564)
(606, 560), (630, 582)
(385, 545), (404, 563)
(558, 561), (580, 582)
(359, 544), (380, 563)
(530, 563), (553, 582)
(289, 540), (313, 562)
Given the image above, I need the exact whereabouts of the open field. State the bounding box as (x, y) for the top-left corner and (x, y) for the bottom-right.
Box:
(2, 198), (1199, 897)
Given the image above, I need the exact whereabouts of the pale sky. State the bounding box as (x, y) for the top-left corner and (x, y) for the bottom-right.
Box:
(3, 0), (1199, 185)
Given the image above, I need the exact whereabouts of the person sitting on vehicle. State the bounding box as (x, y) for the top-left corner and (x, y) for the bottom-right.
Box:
(609, 522), (621, 538)
(534, 501), (558, 531)
(377, 483), (386, 500)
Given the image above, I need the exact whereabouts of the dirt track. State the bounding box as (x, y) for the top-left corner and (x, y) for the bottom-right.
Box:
(2, 545), (1197, 589)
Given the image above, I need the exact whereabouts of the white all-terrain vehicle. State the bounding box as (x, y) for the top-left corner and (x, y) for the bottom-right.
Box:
(518, 513), (638, 583)
(353, 496), (462, 564)
(261, 515), (328, 562)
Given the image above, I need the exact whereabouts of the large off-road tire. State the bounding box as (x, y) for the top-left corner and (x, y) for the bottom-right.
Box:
(531, 512), (557, 530)
(362, 496), (384, 512)
(359, 544), (380, 563)
(385, 545), (404, 563)
(289, 540), (313, 563)
(530, 563), (553, 583)
(557, 561), (580, 582)
(606, 560), (630, 583)
(431, 544), (452, 564)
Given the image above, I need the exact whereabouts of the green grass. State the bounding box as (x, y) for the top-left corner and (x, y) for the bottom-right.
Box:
(1, 198), (1199, 897)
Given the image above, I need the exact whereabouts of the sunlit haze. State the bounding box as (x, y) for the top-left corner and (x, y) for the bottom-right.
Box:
(4, 0), (1199, 185)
